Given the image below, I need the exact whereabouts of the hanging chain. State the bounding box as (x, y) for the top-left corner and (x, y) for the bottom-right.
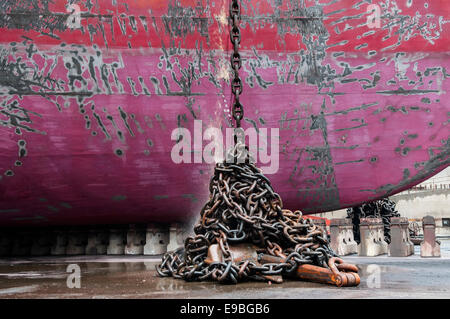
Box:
(230, 0), (243, 128)
(347, 198), (400, 244)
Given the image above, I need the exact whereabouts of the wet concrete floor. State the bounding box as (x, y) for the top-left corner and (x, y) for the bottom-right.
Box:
(1, 240), (449, 299)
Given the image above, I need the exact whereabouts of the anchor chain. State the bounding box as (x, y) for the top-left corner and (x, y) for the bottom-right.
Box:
(230, 0), (243, 128)
(347, 198), (400, 244)
(156, 1), (359, 287)
(156, 144), (359, 286)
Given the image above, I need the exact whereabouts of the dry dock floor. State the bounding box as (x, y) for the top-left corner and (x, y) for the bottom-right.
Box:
(0, 240), (449, 299)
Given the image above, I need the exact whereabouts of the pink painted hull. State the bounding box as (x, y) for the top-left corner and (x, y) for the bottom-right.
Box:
(0, 0), (449, 226)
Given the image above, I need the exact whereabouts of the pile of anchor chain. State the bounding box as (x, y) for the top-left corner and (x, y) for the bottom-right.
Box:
(156, 0), (350, 285)
(156, 145), (337, 284)
(346, 198), (400, 244)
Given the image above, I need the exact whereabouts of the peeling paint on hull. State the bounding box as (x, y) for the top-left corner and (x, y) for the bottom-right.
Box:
(0, 0), (448, 226)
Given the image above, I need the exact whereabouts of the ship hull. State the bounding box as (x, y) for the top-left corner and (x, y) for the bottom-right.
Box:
(0, 0), (449, 226)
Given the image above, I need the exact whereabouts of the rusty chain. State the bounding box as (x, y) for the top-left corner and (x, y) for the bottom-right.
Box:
(156, 1), (358, 286)
(156, 143), (340, 284)
(230, 0), (243, 128)
(347, 198), (400, 244)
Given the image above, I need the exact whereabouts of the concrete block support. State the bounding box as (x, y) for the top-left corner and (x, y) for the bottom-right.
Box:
(389, 217), (414, 257)
(66, 230), (87, 255)
(107, 229), (126, 255)
(166, 223), (185, 252)
(420, 216), (441, 257)
(330, 218), (358, 256)
(125, 225), (146, 255)
(358, 218), (388, 257)
(11, 232), (32, 256)
(31, 231), (52, 256)
(144, 224), (169, 255)
(51, 231), (68, 255)
(85, 229), (108, 255)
